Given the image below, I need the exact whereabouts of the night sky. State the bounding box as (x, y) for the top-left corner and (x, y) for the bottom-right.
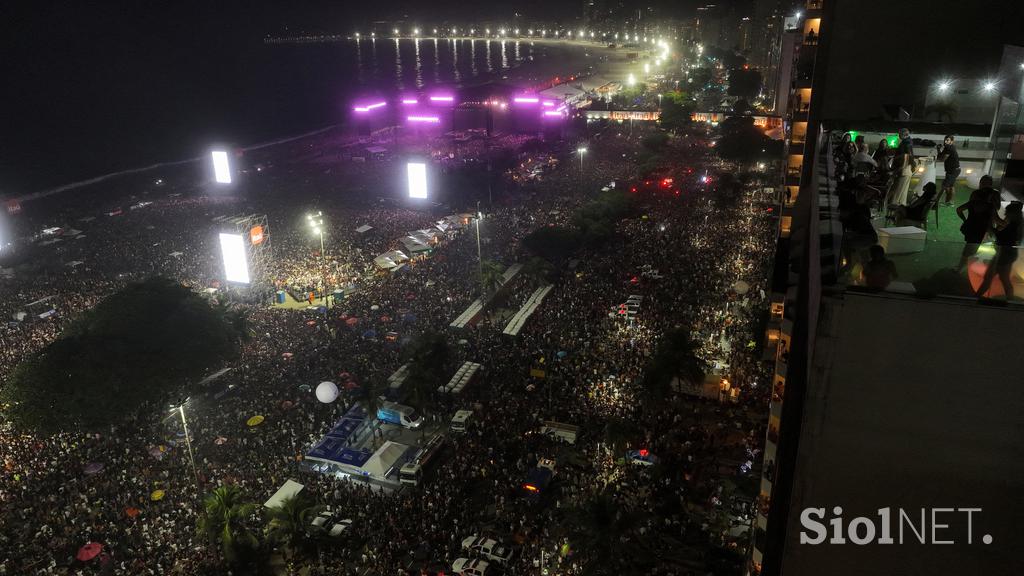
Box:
(2, 0), (1022, 191)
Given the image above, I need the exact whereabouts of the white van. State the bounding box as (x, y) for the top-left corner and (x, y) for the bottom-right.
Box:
(450, 410), (474, 433)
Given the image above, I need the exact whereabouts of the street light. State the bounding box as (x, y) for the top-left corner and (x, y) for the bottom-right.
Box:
(170, 402), (200, 493)
(937, 80), (952, 92)
(307, 211), (329, 310)
(983, 80), (998, 91)
(577, 147), (588, 178)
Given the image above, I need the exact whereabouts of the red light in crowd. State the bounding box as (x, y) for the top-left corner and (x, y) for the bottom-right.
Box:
(674, 190), (680, 196)
(766, 207), (774, 213)
(639, 449), (649, 457)
(630, 187), (638, 193)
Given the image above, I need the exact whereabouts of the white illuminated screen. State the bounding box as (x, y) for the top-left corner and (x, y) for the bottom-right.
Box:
(219, 233), (250, 284)
(211, 150), (232, 184)
(407, 162), (428, 199)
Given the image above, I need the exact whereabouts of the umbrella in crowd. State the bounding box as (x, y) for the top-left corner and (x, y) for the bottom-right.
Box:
(76, 542), (103, 562)
(150, 490), (165, 502)
(246, 415), (265, 427)
(83, 462), (104, 475)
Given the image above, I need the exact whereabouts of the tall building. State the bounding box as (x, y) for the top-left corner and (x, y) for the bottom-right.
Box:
(751, 1), (1024, 575)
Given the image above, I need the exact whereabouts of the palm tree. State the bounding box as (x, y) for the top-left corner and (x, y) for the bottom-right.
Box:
(566, 494), (650, 575)
(478, 259), (506, 296)
(265, 494), (321, 562)
(197, 484), (260, 566)
(602, 417), (641, 455)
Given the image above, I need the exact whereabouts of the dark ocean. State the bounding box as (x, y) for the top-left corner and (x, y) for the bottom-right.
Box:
(1, 38), (580, 194)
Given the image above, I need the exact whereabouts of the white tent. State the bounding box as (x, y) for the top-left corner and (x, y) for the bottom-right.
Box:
(361, 441), (410, 479)
(374, 250), (409, 270)
(264, 479), (305, 509)
(355, 225), (373, 234)
(399, 236), (431, 254)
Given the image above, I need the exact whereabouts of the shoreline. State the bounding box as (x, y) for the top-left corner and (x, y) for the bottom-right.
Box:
(11, 39), (648, 204)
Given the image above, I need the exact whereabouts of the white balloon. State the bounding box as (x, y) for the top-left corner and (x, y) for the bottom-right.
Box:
(315, 381), (339, 403)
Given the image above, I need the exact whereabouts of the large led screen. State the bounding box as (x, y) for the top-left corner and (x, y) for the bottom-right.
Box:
(407, 162), (428, 199)
(219, 232), (250, 284)
(212, 150), (232, 184)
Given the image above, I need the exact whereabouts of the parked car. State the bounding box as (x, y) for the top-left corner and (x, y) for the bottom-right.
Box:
(452, 557), (492, 576)
(311, 507), (352, 537)
(461, 535), (514, 564)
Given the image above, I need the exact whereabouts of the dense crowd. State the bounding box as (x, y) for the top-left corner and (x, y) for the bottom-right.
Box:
(0, 122), (778, 575)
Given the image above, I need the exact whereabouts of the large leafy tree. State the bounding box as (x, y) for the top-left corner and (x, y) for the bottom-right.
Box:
(198, 485), (260, 567)
(659, 92), (694, 133)
(715, 116), (781, 166)
(522, 256), (554, 286)
(523, 226), (582, 264)
(403, 330), (452, 416)
(639, 328), (708, 411)
(2, 277), (243, 433)
(727, 68), (762, 100)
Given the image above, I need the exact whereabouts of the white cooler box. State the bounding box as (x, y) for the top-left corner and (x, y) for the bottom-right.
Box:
(877, 226), (927, 254)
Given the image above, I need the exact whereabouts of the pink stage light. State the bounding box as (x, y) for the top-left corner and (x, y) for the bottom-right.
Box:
(543, 110), (564, 117)
(408, 116), (441, 123)
(514, 97), (539, 104)
(401, 98), (418, 104)
(429, 95), (454, 102)
(354, 101), (387, 112)
(542, 101), (556, 107)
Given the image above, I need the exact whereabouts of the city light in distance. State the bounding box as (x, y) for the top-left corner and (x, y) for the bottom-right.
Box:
(983, 80), (997, 91)
(937, 80), (951, 92)
(211, 150), (231, 184)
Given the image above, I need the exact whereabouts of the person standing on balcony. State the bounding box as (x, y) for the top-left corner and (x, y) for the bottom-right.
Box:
(975, 201), (1023, 299)
(886, 128), (916, 206)
(955, 175), (1002, 272)
(937, 135), (961, 206)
